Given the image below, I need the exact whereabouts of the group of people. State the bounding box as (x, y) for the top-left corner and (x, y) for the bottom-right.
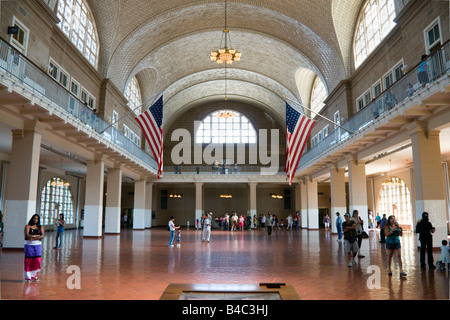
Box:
(335, 210), (449, 277)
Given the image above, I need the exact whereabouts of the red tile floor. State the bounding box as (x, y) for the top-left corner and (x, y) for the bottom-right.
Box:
(1, 227), (448, 300)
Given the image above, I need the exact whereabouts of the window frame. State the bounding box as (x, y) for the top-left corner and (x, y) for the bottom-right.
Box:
(9, 16), (29, 55)
(423, 16), (442, 54)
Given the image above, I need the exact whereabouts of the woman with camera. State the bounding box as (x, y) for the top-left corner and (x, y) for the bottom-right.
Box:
(385, 215), (406, 278)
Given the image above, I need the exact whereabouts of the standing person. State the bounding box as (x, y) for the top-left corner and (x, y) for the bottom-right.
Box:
(342, 213), (358, 267)
(379, 214), (387, 243)
(335, 212), (343, 242)
(385, 215), (406, 278)
(417, 54), (429, 88)
(351, 210), (365, 258)
(294, 213), (299, 230)
(415, 212), (436, 269)
(266, 214), (273, 236)
(376, 213), (381, 228)
(168, 216), (179, 247)
(176, 228), (181, 248)
(261, 214), (266, 230)
(24, 214), (45, 282)
(239, 215), (245, 232)
(323, 214), (330, 230)
(54, 213), (65, 249)
(202, 212), (212, 242)
(368, 210), (373, 229)
(286, 214), (293, 230)
(439, 240), (449, 270)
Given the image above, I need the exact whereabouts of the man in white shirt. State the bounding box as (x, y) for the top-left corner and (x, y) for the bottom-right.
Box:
(202, 212), (212, 242)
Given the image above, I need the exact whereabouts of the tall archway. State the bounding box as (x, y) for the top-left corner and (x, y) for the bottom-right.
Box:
(377, 177), (413, 229)
(40, 177), (74, 225)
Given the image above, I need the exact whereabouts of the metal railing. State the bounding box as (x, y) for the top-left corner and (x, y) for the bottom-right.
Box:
(0, 38), (158, 171)
(298, 42), (450, 170)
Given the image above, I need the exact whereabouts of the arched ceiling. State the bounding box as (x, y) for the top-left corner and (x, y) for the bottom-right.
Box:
(86, 0), (364, 126)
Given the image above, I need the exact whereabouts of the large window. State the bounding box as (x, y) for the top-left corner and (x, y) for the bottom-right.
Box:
(196, 110), (256, 144)
(56, 0), (99, 68)
(310, 76), (327, 116)
(378, 177), (412, 228)
(124, 77), (142, 116)
(354, 0), (396, 68)
(40, 177), (74, 225)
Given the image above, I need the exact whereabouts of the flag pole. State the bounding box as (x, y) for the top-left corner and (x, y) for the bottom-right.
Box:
(283, 96), (353, 134)
(99, 90), (164, 134)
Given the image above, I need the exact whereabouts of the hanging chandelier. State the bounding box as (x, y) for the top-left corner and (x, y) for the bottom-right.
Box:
(216, 110), (235, 119)
(382, 160), (402, 186)
(210, 30), (242, 64)
(210, 0), (241, 64)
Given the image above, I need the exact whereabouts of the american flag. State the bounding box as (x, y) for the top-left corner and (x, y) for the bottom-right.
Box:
(284, 102), (315, 185)
(135, 95), (164, 178)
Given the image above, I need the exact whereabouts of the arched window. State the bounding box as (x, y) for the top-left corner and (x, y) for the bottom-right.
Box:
(56, 0), (99, 68)
(40, 177), (74, 225)
(124, 77), (142, 116)
(310, 76), (327, 116)
(196, 110), (256, 144)
(377, 177), (412, 228)
(354, 0), (396, 68)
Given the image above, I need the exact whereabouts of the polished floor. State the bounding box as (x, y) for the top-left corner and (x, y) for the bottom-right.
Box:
(1, 226), (448, 300)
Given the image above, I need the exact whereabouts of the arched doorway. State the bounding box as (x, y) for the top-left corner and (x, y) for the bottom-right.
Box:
(377, 177), (413, 229)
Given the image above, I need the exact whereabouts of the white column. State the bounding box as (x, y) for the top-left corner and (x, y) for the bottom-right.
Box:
(3, 123), (43, 248)
(300, 179), (308, 228)
(145, 182), (153, 228)
(306, 177), (319, 229)
(330, 164), (346, 234)
(195, 182), (203, 225)
(105, 165), (122, 234)
(84, 157), (105, 238)
(248, 182), (257, 227)
(347, 157), (369, 227)
(133, 179), (146, 230)
(410, 124), (447, 247)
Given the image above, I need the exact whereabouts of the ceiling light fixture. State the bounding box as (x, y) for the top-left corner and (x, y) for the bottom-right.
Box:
(210, 0), (241, 65)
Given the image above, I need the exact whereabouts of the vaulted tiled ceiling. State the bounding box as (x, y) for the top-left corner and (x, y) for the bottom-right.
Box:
(87, 0), (364, 126)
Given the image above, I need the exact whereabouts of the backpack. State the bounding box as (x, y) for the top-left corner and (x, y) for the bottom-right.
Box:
(167, 224), (170, 231)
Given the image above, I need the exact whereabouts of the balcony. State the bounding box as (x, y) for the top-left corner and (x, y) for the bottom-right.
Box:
(297, 42), (450, 177)
(0, 38), (158, 176)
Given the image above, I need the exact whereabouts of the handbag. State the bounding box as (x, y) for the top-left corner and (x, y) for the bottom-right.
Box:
(361, 231), (369, 239)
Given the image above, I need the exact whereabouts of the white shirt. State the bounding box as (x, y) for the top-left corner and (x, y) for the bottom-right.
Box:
(169, 220), (175, 231)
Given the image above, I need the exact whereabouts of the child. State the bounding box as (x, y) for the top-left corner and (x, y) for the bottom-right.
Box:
(437, 240), (449, 270)
(176, 228), (181, 248)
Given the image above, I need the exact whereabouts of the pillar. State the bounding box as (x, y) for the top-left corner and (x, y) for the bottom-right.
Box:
(195, 182), (203, 225)
(347, 157), (369, 228)
(3, 122), (43, 248)
(145, 182), (153, 228)
(330, 164), (346, 234)
(105, 165), (122, 234)
(410, 123), (447, 247)
(300, 179), (308, 228)
(248, 182), (257, 227)
(84, 157), (105, 237)
(306, 177), (319, 229)
(133, 179), (146, 230)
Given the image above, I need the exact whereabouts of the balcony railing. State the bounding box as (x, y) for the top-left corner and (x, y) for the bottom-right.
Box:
(0, 38), (158, 171)
(298, 42), (450, 170)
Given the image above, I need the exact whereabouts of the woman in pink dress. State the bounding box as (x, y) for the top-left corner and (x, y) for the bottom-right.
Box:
(239, 215), (245, 231)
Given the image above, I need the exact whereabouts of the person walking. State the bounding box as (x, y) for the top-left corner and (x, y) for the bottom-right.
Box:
(342, 213), (358, 267)
(24, 214), (45, 282)
(385, 215), (406, 278)
(202, 212), (212, 242)
(335, 212), (343, 241)
(323, 214), (330, 230)
(351, 210), (365, 258)
(54, 213), (65, 249)
(286, 214), (293, 230)
(415, 212), (436, 269)
(266, 214), (273, 236)
(379, 214), (387, 243)
(168, 216), (179, 247)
